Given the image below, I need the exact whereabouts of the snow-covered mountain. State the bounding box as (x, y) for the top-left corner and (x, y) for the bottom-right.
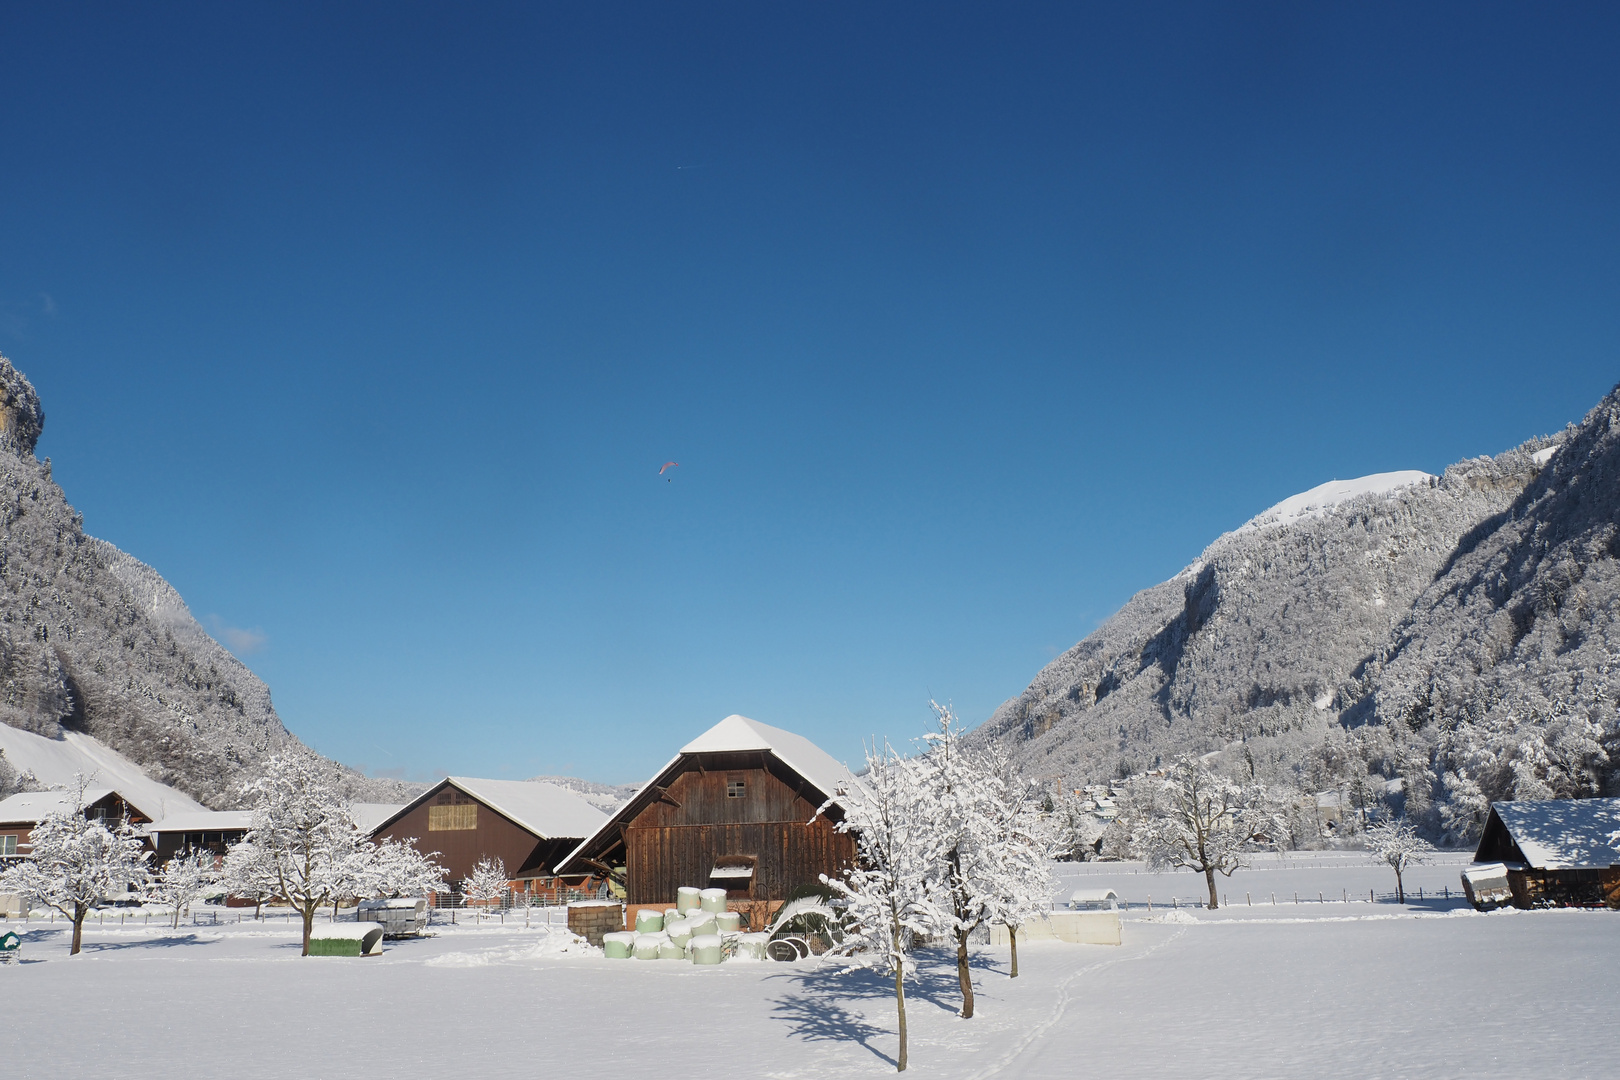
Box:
(0, 353), (416, 808)
(971, 390), (1607, 841)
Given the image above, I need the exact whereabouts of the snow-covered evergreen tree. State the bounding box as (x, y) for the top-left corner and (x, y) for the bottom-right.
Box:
(1121, 757), (1277, 909)
(1366, 818), (1429, 903)
(0, 777), (149, 954)
(462, 855), (509, 909)
(237, 755), (375, 955)
(152, 848), (218, 929)
(820, 739), (946, 1073)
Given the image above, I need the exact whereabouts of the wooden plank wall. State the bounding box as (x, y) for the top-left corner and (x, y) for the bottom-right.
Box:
(623, 753), (855, 904)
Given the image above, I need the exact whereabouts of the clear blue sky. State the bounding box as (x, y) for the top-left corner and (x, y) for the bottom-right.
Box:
(2, 4), (1617, 785)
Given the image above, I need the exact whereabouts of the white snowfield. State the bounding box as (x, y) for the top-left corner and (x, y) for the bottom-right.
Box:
(1238, 471), (1436, 534)
(6, 857), (1618, 1079)
(0, 723), (204, 821)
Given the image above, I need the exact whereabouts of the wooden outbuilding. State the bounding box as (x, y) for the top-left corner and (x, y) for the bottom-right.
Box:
(555, 714), (859, 909)
(146, 810), (254, 866)
(1466, 797), (1620, 909)
(370, 777), (608, 892)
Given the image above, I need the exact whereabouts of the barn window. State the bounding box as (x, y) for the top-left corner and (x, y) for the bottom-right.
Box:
(726, 779), (747, 799)
(428, 804), (478, 831)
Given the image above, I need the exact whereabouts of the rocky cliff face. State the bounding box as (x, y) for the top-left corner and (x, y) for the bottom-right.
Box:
(0, 353), (414, 807)
(972, 391), (1606, 840)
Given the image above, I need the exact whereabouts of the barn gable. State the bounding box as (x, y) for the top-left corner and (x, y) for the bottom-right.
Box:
(556, 715), (859, 905)
(372, 777), (608, 886)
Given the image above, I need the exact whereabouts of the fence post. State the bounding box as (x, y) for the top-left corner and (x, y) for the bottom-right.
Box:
(1246, 893), (1250, 906)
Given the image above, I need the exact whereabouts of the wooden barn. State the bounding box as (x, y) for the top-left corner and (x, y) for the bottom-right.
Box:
(1466, 797), (1620, 909)
(147, 811), (253, 866)
(555, 714), (859, 909)
(0, 787), (153, 860)
(370, 777), (608, 894)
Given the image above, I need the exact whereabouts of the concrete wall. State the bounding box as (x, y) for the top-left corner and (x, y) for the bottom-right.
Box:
(989, 911), (1121, 946)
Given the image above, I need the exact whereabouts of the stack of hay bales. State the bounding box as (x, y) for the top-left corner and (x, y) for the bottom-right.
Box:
(602, 884), (766, 964)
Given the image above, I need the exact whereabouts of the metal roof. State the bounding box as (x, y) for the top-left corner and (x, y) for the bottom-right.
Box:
(1489, 798), (1620, 870)
(374, 777), (607, 841)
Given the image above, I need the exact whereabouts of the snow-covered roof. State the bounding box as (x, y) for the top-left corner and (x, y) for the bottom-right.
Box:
(1238, 471), (1436, 534)
(1490, 798), (1620, 870)
(0, 723), (205, 821)
(350, 803), (407, 833)
(0, 788), (115, 824)
(556, 715), (859, 877)
(377, 778), (607, 840)
(146, 811), (253, 834)
(679, 715), (858, 809)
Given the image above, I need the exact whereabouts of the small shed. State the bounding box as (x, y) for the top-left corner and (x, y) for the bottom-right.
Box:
(1467, 798), (1620, 909)
(147, 810), (253, 866)
(1068, 888), (1119, 910)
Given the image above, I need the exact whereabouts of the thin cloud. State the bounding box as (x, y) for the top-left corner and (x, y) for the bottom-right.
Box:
(207, 615), (268, 656)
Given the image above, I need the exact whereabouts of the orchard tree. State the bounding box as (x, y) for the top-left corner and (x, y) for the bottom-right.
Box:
(820, 739), (946, 1073)
(1125, 757), (1278, 909)
(980, 746), (1054, 979)
(237, 755), (376, 955)
(367, 838), (446, 899)
(0, 778), (149, 954)
(220, 835), (279, 919)
(1367, 818), (1430, 903)
(920, 701), (1005, 1018)
(461, 856), (509, 910)
(153, 849), (218, 929)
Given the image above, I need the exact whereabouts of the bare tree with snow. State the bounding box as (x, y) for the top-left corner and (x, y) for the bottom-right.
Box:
(1123, 757), (1276, 909)
(367, 838), (446, 899)
(820, 739), (946, 1073)
(0, 776), (149, 954)
(920, 701), (1005, 1017)
(1366, 818), (1430, 903)
(152, 848), (218, 929)
(220, 835), (279, 919)
(237, 755), (376, 955)
(462, 855), (509, 910)
(980, 746), (1054, 979)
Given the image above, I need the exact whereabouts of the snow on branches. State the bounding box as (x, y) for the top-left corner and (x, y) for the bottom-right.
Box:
(1366, 818), (1430, 903)
(462, 856), (509, 908)
(0, 775), (149, 954)
(1119, 756), (1280, 909)
(153, 848), (219, 929)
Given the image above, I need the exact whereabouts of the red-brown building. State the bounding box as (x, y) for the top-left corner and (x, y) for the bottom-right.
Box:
(371, 777), (608, 895)
(0, 787), (152, 861)
(555, 715), (859, 908)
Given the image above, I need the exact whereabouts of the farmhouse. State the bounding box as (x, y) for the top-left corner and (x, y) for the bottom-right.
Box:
(370, 777), (607, 894)
(0, 787), (153, 860)
(146, 811), (253, 866)
(555, 714), (858, 907)
(1466, 797), (1620, 909)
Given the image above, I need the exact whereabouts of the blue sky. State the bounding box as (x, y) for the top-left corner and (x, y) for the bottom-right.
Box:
(2, 4), (1618, 784)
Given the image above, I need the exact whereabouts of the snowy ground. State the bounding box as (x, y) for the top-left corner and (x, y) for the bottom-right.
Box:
(6, 859), (1618, 1079)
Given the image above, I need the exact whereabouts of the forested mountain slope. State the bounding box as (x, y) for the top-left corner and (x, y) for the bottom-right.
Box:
(0, 353), (414, 808)
(972, 388), (1606, 842)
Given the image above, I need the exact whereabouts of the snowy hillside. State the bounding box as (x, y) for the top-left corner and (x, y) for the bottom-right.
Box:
(974, 411), (1578, 840)
(0, 722), (204, 818)
(0, 353), (417, 808)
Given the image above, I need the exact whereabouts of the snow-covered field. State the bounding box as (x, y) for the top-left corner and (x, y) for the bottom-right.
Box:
(6, 861), (1617, 1079)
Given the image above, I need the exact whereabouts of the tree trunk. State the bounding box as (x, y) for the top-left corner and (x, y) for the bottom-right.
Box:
(1009, 923), (1020, 978)
(1394, 866), (1405, 904)
(893, 931), (908, 1073)
(70, 903), (87, 956)
(956, 927), (975, 1018)
(1204, 865), (1219, 909)
(172, 904), (181, 930)
(301, 905), (315, 956)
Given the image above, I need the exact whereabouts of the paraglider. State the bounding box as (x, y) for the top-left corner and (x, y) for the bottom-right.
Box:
(659, 461), (680, 481)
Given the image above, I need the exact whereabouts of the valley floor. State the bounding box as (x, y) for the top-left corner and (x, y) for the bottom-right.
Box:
(5, 860), (1616, 1079)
